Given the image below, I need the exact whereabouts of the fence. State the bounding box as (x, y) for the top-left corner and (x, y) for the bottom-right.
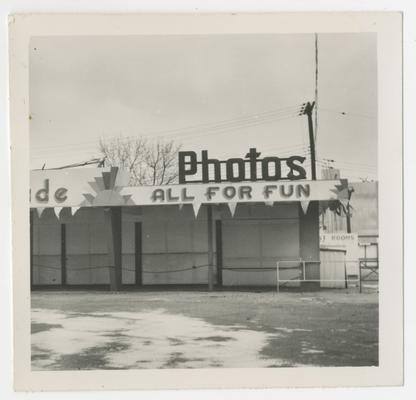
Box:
(275, 258), (362, 292)
(32, 257), (376, 292)
(358, 241), (379, 293)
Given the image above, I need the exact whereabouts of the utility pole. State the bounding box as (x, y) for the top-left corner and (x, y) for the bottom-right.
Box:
(303, 101), (317, 180)
(314, 33), (319, 147)
(345, 187), (354, 233)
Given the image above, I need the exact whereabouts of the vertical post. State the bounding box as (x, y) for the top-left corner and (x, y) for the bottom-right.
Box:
(359, 258), (363, 294)
(112, 207), (122, 291)
(346, 213), (352, 233)
(61, 224), (67, 286)
(344, 261), (348, 289)
(364, 244), (367, 267)
(299, 201), (320, 290)
(215, 220), (223, 287)
(207, 205), (214, 291)
(304, 102), (317, 180)
(346, 188), (354, 233)
(135, 222), (142, 286)
(30, 210), (33, 290)
(276, 262), (280, 293)
(105, 207), (122, 291)
(302, 260), (306, 281)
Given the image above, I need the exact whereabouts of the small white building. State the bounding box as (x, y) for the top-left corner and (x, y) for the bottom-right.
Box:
(30, 166), (349, 290)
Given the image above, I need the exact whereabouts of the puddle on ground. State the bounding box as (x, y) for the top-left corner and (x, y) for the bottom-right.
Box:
(31, 308), (285, 370)
(301, 349), (324, 354)
(273, 327), (312, 333)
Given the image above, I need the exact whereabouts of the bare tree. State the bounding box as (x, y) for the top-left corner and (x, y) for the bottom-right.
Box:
(99, 136), (181, 186)
(144, 140), (181, 185)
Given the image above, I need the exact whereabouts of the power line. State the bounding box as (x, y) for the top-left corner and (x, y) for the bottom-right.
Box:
(318, 164), (377, 177)
(168, 112), (303, 144)
(31, 103), (306, 151)
(32, 112), (305, 157)
(328, 160), (376, 169)
(204, 143), (308, 158)
(319, 108), (376, 119)
(31, 142), (309, 161)
(316, 157), (377, 170)
(315, 160), (376, 172)
(152, 104), (305, 139)
(31, 152), (101, 159)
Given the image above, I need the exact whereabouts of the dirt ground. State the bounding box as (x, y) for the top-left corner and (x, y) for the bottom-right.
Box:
(31, 289), (378, 370)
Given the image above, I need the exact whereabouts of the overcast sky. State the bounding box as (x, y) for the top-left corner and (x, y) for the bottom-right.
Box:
(29, 33), (377, 181)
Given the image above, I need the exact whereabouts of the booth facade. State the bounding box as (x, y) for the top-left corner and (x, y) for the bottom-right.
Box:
(30, 166), (347, 289)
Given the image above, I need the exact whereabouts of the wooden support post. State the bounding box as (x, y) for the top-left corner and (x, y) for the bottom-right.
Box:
(302, 260), (306, 281)
(207, 205), (214, 291)
(344, 261), (348, 289)
(112, 207), (122, 291)
(299, 201), (320, 290)
(135, 222), (142, 286)
(276, 261), (280, 293)
(215, 220), (223, 287)
(61, 223), (67, 286)
(105, 207), (122, 291)
(346, 209), (352, 233)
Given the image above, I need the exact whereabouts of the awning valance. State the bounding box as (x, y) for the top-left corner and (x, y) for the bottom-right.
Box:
(30, 167), (349, 215)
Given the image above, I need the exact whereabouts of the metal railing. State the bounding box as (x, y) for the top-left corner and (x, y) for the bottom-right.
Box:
(276, 259), (362, 293)
(32, 258), (372, 292)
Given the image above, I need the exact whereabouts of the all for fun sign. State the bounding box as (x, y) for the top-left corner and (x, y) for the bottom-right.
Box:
(122, 179), (349, 213)
(30, 167), (349, 216)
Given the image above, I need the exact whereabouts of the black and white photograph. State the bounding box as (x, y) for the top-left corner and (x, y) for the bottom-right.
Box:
(28, 31), (379, 370)
(8, 12), (403, 391)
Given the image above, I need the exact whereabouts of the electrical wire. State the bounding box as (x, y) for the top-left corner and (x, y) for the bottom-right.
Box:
(319, 108), (376, 119)
(31, 103), (307, 152)
(32, 111), (304, 156)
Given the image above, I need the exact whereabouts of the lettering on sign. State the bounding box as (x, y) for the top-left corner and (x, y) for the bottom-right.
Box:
(178, 148), (307, 184)
(320, 233), (357, 243)
(150, 183), (311, 203)
(30, 179), (68, 203)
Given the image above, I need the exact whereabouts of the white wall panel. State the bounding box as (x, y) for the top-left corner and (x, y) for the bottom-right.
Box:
(143, 221), (166, 253)
(121, 221), (135, 254)
(66, 224), (89, 255)
(32, 221), (61, 284)
(122, 254), (135, 284)
(32, 255), (61, 285)
(37, 224), (60, 255)
(166, 221), (192, 252)
(89, 223), (107, 254)
(320, 250), (346, 288)
(222, 218), (300, 286)
(261, 221), (299, 259)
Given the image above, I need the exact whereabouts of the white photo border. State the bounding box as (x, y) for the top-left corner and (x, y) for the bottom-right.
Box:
(9, 12), (403, 391)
